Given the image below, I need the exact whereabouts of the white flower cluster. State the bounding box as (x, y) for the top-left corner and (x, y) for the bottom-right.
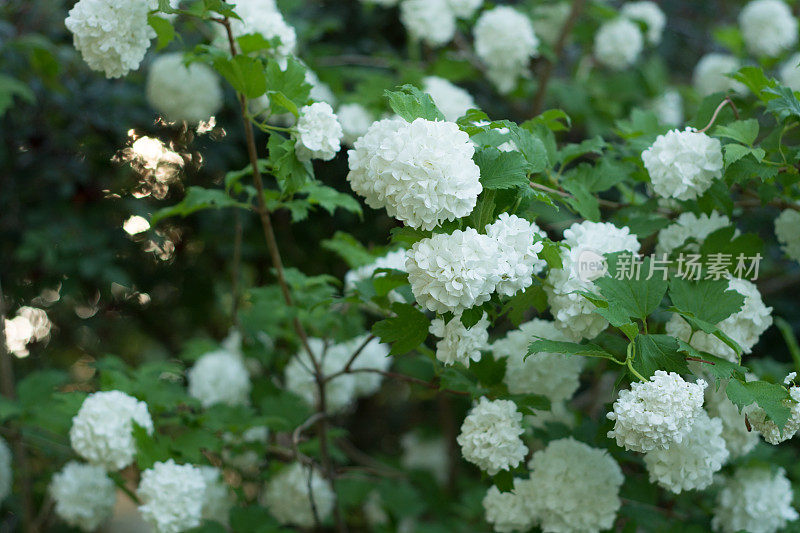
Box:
(188, 348), (251, 408)
(70, 390), (154, 471)
(780, 53), (800, 92)
(474, 7), (539, 93)
(705, 384), (759, 457)
(745, 383), (800, 444)
(693, 54), (747, 96)
(347, 118), (482, 230)
(65, 0), (157, 78)
(400, 432), (449, 485)
(0, 437), (9, 504)
(227, 0), (296, 59)
(594, 18), (644, 70)
(50, 462), (116, 532)
(400, 0), (456, 47)
(429, 313), (489, 366)
(138, 460), (206, 533)
(263, 463), (335, 528)
(422, 76), (476, 122)
(492, 319), (584, 402)
(448, 0), (483, 19)
(546, 221), (641, 341)
(337, 103), (374, 145)
(775, 208), (800, 263)
(712, 467), (799, 533)
(146, 53), (223, 124)
(295, 103), (343, 161)
(485, 213), (546, 296)
(652, 89), (684, 127)
(739, 0), (798, 57)
(621, 1), (666, 45)
(656, 210), (732, 256)
(607, 371), (707, 453)
(457, 397), (527, 475)
(643, 411), (729, 493)
(482, 480), (536, 533)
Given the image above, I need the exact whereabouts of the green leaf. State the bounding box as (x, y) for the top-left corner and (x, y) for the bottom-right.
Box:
(266, 134), (312, 194)
(714, 119), (759, 146)
(526, 339), (622, 364)
(558, 136), (607, 167)
(724, 155), (779, 184)
(147, 15), (175, 51)
(698, 226), (765, 273)
(0, 74), (35, 116)
(213, 55), (266, 99)
(502, 284), (547, 326)
(775, 317), (800, 373)
(384, 84), (445, 122)
(726, 378), (792, 429)
(265, 57), (311, 109)
(668, 277), (745, 324)
(732, 66), (777, 98)
(236, 33), (275, 55)
(299, 183), (362, 217)
(633, 334), (690, 378)
(676, 340), (746, 385)
(765, 85), (800, 120)
(151, 187), (249, 224)
(474, 148), (530, 190)
(669, 309), (743, 357)
(595, 254), (669, 321)
(371, 303), (430, 356)
(321, 232), (376, 268)
(561, 180), (600, 221)
(723, 144), (765, 166)
(470, 355), (506, 387)
(508, 393), (551, 414)
(133, 423), (171, 470)
(492, 469), (515, 492)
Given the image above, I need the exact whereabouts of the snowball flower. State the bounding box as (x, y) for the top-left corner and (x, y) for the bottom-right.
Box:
(693, 54), (747, 96)
(263, 463), (334, 528)
(712, 467), (799, 533)
(739, 0), (798, 57)
(199, 466), (232, 524)
(643, 411), (729, 493)
(780, 53), (800, 92)
(429, 313), (489, 366)
(295, 102), (343, 161)
(0, 437), (9, 504)
(656, 210), (732, 256)
(227, 0), (296, 58)
(744, 383), (800, 444)
(400, 432), (449, 484)
(138, 460), (206, 533)
(607, 371), (707, 453)
(594, 18), (644, 70)
(422, 76), (476, 122)
(485, 213), (546, 296)
(400, 0), (456, 47)
(621, 1), (667, 44)
(188, 349), (251, 407)
(347, 118), (482, 230)
(705, 384), (759, 457)
(457, 397), (527, 475)
(642, 128), (723, 201)
(526, 438), (624, 533)
(50, 462), (116, 532)
(474, 7), (539, 93)
(482, 479), (536, 533)
(406, 229), (501, 313)
(65, 0), (157, 78)
(70, 390), (154, 471)
(146, 53), (223, 124)
(337, 103), (374, 145)
(775, 208), (800, 262)
(652, 89), (684, 127)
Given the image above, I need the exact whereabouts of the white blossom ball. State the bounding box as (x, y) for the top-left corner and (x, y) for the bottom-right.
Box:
(284, 338), (358, 413)
(337, 103), (374, 145)
(642, 128), (723, 201)
(739, 0), (798, 57)
(780, 53), (800, 92)
(622, 1), (666, 44)
(422, 76), (476, 122)
(406, 228), (501, 314)
(643, 411), (729, 493)
(712, 467), (799, 533)
(347, 118), (482, 230)
(457, 397), (528, 475)
(70, 390), (154, 471)
(137, 460), (206, 533)
(345, 334), (392, 397)
(0, 437), (10, 504)
(526, 437), (624, 533)
(607, 371), (707, 453)
(482, 479), (536, 533)
(652, 89), (684, 127)
(295, 102), (343, 162)
(693, 54), (747, 96)
(400, 0), (456, 47)
(705, 384), (759, 458)
(65, 0), (157, 78)
(594, 18), (643, 70)
(188, 349), (251, 408)
(400, 432), (449, 484)
(263, 463), (334, 528)
(50, 462), (116, 532)
(775, 208), (800, 262)
(146, 53), (222, 124)
(429, 313), (489, 366)
(199, 466), (232, 524)
(448, 0), (483, 19)
(474, 7), (539, 93)
(227, 0), (296, 58)
(744, 383), (800, 444)
(656, 210), (732, 256)
(485, 213), (546, 296)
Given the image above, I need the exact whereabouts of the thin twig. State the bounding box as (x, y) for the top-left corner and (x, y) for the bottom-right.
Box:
(697, 97), (739, 133)
(530, 181), (621, 208)
(324, 335), (376, 383)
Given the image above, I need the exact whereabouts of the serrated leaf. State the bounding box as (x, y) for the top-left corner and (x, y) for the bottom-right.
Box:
(595, 254), (669, 321)
(669, 308), (743, 357)
(151, 187), (249, 224)
(371, 303), (430, 356)
(474, 147), (530, 190)
(726, 378), (792, 429)
(321, 232), (376, 268)
(714, 119), (759, 146)
(669, 277), (745, 324)
(732, 66), (777, 98)
(265, 57), (310, 109)
(385, 84), (444, 122)
(502, 284), (547, 326)
(723, 144), (765, 166)
(558, 136), (607, 167)
(765, 85), (800, 120)
(147, 15), (175, 51)
(213, 55), (266, 99)
(526, 339), (622, 364)
(299, 182), (362, 217)
(266, 133), (312, 193)
(632, 334), (690, 378)
(724, 155), (779, 184)
(676, 340), (746, 385)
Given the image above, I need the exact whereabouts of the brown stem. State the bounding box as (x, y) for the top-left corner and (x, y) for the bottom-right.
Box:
(323, 335), (376, 383)
(686, 356), (715, 365)
(343, 368), (471, 396)
(697, 97), (738, 133)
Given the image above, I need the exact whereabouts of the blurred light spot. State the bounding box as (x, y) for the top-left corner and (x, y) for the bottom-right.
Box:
(196, 116), (216, 134)
(117, 132), (185, 200)
(4, 307), (52, 358)
(123, 215), (150, 235)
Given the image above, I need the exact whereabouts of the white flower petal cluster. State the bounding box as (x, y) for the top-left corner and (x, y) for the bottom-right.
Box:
(50, 462), (116, 532)
(594, 18), (643, 70)
(347, 118), (482, 230)
(447, 0), (483, 19)
(532, 3), (571, 46)
(712, 467), (799, 533)
(705, 385), (759, 458)
(228, 0), (296, 58)
(482, 479), (536, 533)
(642, 128), (723, 201)
(739, 0), (798, 57)
(146, 53), (223, 124)
(775, 208), (800, 262)
(429, 313), (489, 366)
(65, 0), (157, 78)
(621, 1), (667, 44)
(188, 349), (251, 408)
(422, 76), (476, 123)
(400, 0), (456, 47)
(457, 397), (528, 475)
(693, 54), (747, 96)
(744, 383), (800, 444)
(406, 229), (500, 313)
(656, 210), (732, 256)
(0, 437), (10, 504)
(400, 432), (449, 484)
(70, 390), (154, 471)
(526, 438), (624, 533)
(337, 103), (374, 145)
(545, 221), (641, 341)
(137, 460), (206, 533)
(643, 411), (729, 493)
(666, 277), (772, 361)
(780, 53), (800, 92)
(652, 89), (684, 127)
(295, 102), (343, 162)
(485, 213), (546, 296)
(492, 319), (584, 402)
(263, 463), (334, 528)
(607, 371), (707, 453)
(199, 466), (232, 524)
(474, 7), (539, 93)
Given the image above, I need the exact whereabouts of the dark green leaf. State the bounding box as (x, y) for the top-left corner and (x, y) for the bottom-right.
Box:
(633, 334), (690, 378)
(151, 187), (249, 224)
(474, 148), (530, 190)
(726, 378), (792, 429)
(371, 303), (430, 356)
